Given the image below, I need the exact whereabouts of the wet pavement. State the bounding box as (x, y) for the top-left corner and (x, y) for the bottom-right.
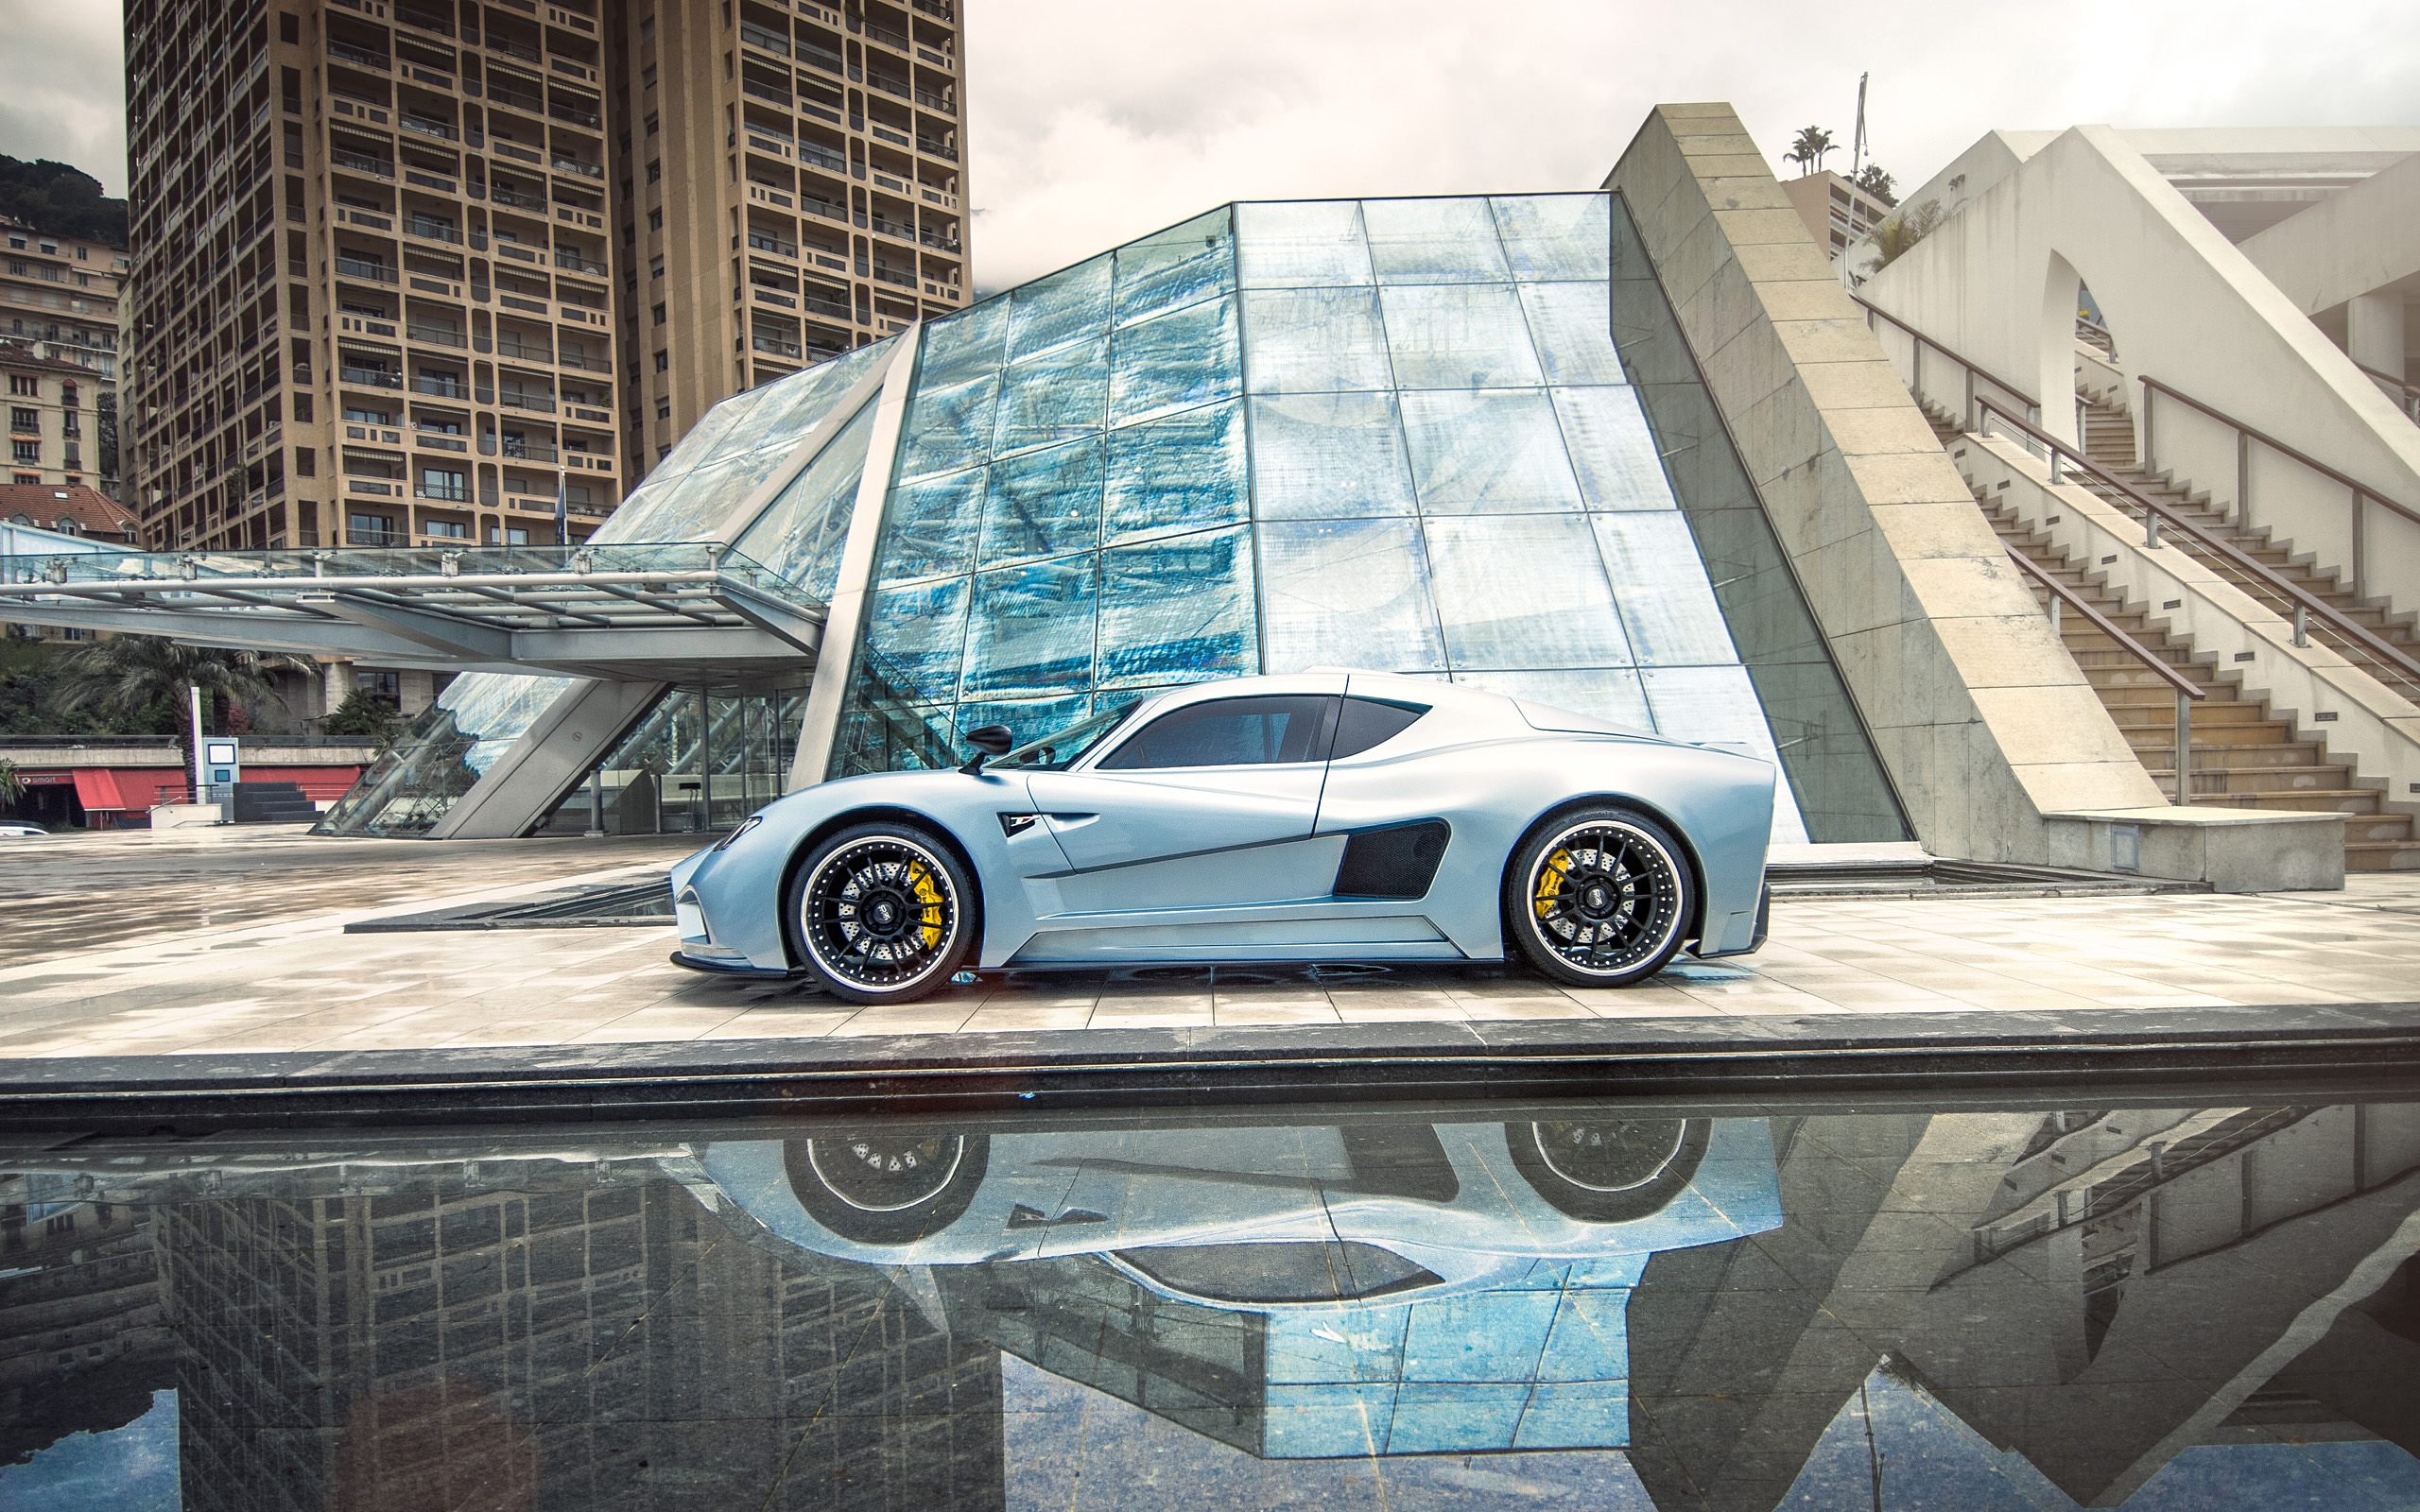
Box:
(0, 859), (2412, 1057)
(2, 1089), (2416, 1507)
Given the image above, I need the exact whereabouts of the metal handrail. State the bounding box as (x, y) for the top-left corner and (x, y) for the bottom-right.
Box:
(2138, 375), (2420, 606)
(1851, 295), (2041, 429)
(2001, 543), (2201, 803)
(2354, 360), (2420, 416)
(1976, 395), (2420, 693)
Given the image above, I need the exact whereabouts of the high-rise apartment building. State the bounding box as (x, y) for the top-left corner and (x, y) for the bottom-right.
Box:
(612, 0), (972, 477)
(119, 0), (971, 558)
(1, 216), (127, 380)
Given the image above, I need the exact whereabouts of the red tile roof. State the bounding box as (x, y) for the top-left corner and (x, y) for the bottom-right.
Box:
(0, 483), (140, 541)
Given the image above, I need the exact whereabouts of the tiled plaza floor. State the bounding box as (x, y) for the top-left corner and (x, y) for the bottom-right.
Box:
(0, 824), (2411, 1058)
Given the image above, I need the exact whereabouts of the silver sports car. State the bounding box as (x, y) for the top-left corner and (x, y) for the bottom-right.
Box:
(667, 670), (1775, 1003)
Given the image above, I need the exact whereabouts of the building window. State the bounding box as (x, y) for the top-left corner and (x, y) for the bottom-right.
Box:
(643, 65), (658, 89)
(649, 254), (665, 280)
(356, 670), (402, 708)
(651, 301), (666, 325)
(423, 518), (468, 538)
(8, 407), (34, 433)
(419, 468), (468, 502)
(647, 160), (662, 184)
(652, 350), (669, 372)
(348, 512), (395, 542)
(6, 375), (33, 397)
(488, 525), (530, 545)
(645, 112), (659, 136)
(9, 439), (37, 465)
(656, 398), (670, 420)
(648, 209), (664, 232)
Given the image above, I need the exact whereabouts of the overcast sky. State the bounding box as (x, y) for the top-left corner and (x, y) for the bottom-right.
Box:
(4, 0), (2413, 290)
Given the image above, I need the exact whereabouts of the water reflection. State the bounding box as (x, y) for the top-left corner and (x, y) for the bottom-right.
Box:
(1, 1100), (2414, 1509)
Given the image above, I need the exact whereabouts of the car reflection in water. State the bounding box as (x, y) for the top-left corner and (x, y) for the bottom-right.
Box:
(702, 1115), (1782, 1457)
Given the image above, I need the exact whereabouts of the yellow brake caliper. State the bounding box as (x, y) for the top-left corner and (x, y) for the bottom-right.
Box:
(908, 863), (945, 949)
(1533, 850), (1573, 921)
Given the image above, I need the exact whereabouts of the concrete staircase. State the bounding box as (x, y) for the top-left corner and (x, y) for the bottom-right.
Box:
(231, 781), (320, 825)
(2071, 394), (2420, 678)
(1927, 407), (2420, 871)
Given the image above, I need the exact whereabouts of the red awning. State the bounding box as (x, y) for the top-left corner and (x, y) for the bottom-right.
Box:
(71, 768), (130, 812)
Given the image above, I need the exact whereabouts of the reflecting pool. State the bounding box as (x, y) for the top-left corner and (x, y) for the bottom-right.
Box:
(3, 1093), (2416, 1508)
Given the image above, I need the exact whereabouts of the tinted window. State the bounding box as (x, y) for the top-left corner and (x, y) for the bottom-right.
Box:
(1098, 696), (1338, 769)
(1330, 696), (1428, 759)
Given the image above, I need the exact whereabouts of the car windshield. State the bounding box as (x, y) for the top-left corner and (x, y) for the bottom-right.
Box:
(986, 696), (1150, 772)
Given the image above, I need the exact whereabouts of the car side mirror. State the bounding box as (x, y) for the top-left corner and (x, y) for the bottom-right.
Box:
(959, 724), (1013, 776)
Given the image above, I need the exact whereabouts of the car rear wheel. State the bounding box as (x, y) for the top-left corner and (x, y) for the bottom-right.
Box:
(784, 1130), (990, 1245)
(1505, 1118), (1710, 1222)
(1503, 807), (1693, 988)
(787, 822), (975, 1005)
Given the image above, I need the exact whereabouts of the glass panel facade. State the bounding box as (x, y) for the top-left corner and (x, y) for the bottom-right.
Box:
(828, 194), (1905, 844)
(318, 339), (896, 837)
(530, 680), (810, 836)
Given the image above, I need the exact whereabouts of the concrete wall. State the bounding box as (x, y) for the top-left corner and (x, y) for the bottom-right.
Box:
(1859, 126), (2420, 626)
(1602, 106), (2171, 869)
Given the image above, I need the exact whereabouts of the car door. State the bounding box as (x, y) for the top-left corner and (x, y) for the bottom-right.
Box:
(1019, 683), (1343, 920)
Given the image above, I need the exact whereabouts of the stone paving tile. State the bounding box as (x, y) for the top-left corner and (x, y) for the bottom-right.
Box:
(4, 847), (2415, 1056)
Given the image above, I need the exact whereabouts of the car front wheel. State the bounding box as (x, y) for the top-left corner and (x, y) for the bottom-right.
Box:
(1504, 807), (1694, 988)
(787, 822), (976, 1005)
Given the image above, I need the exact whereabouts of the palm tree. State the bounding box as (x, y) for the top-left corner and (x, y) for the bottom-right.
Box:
(1788, 126), (1838, 177)
(51, 636), (317, 775)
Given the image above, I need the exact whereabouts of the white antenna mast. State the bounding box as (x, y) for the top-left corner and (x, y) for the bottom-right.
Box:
(1851, 73), (1870, 179)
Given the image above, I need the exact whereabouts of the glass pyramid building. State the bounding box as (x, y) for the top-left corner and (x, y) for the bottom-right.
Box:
(321, 193), (1907, 845)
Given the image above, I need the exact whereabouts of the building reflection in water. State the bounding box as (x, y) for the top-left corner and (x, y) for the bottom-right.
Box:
(0, 1101), (2413, 1508)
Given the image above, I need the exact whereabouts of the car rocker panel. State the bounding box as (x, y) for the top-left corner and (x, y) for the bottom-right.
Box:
(668, 670), (1777, 995)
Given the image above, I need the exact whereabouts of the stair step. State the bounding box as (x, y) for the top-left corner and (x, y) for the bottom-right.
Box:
(2347, 842), (2420, 871)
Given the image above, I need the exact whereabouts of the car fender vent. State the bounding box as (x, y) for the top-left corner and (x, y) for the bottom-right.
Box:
(1332, 819), (1450, 900)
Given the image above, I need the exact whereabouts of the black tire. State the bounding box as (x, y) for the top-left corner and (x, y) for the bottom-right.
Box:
(1502, 806), (1694, 988)
(1504, 1118), (1711, 1223)
(786, 821), (976, 1005)
(784, 1131), (990, 1245)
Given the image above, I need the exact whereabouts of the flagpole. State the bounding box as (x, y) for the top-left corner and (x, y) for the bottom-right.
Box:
(1852, 73), (1869, 179)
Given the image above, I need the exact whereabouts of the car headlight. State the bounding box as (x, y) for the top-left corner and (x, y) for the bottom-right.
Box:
(712, 814), (764, 851)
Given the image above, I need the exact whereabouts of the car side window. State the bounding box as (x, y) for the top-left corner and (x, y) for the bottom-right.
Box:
(1329, 696), (1429, 759)
(1097, 696), (1340, 770)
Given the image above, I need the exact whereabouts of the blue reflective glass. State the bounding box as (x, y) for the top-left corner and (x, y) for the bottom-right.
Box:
(1007, 251), (1113, 360)
(1240, 287), (1393, 393)
(1248, 392), (1418, 520)
(1361, 197), (1511, 284)
(873, 466), (982, 585)
(1422, 514), (1631, 669)
(993, 335), (1108, 456)
(623, 445), (792, 541)
(1386, 1383), (1532, 1454)
(894, 369), (1000, 481)
(1552, 387), (1676, 508)
(948, 692), (1092, 750)
(730, 401), (876, 597)
(1519, 282), (1627, 387)
(864, 575), (971, 704)
(1257, 517), (1444, 673)
(1491, 194), (1612, 282)
(1115, 206), (1236, 325)
(962, 556), (1099, 697)
(1592, 512), (1739, 665)
(1236, 200), (1374, 288)
(918, 295), (1011, 387)
(1399, 389), (1582, 513)
(747, 339), (891, 438)
(1378, 284), (1544, 389)
(1109, 294), (1238, 423)
(1097, 525), (1255, 687)
(1105, 399), (1246, 543)
(978, 438), (1103, 566)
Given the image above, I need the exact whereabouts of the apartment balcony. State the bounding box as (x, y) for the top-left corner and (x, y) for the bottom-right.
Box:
(332, 147), (396, 180)
(496, 391), (557, 415)
(913, 87), (955, 115)
(741, 77), (792, 109)
(751, 333), (804, 359)
(554, 249), (609, 277)
(328, 41), (390, 72)
(393, 3), (455, 37)
(486, 35), (541, 65)
(551, 156), (604, 180)
(747, 230), (800, 259)
(490, 183), (548, 212)
(916, 136), (959, 163)
(411, 428), (469, 453)
(339, 366), (405, 389)
(739, 23), (790, 57)
(411, 374), (466, 398)
(399, 113), (458, 143)
(414, 483), (471, 504)
(494, 336), (555, 364)
(336, 256), (399, 285)
(405, 322), (466, 348)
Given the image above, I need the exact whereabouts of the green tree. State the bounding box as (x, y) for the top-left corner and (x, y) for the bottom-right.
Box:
(0, 156), (129, 247)
(1865, 199), (1945, 273)
(96, 390), (118, 486)
(1786, 126), (1838, 177)
(0, 757), (24, 810)
(1852, 163), (1898, 207)
(49, 636), (313, 765)
(323, 687), (402, 745)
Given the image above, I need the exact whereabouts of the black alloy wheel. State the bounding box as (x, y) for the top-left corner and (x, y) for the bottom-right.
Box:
(784, 1131), (991, 1244)
(1503, 807), (1693, 988)
(1504, 1118), (1712, 1222)
(788, 823), (975, 1004)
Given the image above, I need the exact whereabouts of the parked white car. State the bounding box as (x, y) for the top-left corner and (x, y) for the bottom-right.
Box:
(0, 820), (49, 838)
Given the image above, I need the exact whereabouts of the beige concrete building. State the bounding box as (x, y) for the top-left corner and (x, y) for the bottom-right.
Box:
(1779, 168), (1893, 265)
(616, 0), (973, 477)
(119, 0), (972, 556)
(122, 0), (629, 556)
(2, 341), (114, 494)
(0, 216), (126, 383)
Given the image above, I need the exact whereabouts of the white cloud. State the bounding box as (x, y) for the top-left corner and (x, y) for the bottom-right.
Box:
(0, 0), (128, 192)
(963, 0), (2420, 290)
